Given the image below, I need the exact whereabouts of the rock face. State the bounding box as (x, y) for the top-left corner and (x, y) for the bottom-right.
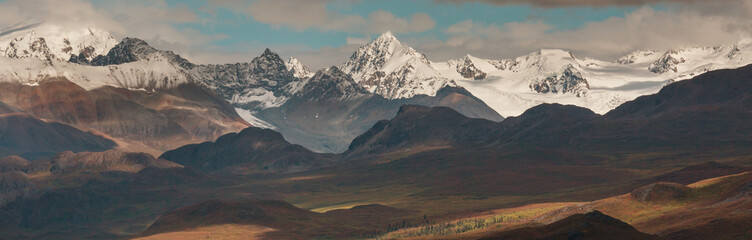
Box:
(159, 127), (335, 173)
(616, 50), (660, 64)
(79, 37), (194, 69)
(529, 64), (589, 96)
(0, 113), (116, 159)
(453, 55), (487, 80)
(294, 67), (371, 100)
(479, 211), (659, 240)
(649, 50), (686, 73)
(192, 48), (303, 110)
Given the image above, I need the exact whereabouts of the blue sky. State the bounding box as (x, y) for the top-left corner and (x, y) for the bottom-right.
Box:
(155, 0), (639, 53)
(1, 0), (749, 69)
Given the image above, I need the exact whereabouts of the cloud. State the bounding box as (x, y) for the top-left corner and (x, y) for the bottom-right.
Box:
(434, 0), (736, 8)
(209, 0), (436, 34)
(346, 36), (371, 45)
(413, 4), (752, 62)
(0, 0), (226, 49)
(246, 0), (364, 31)
(366, 11), (436, 33)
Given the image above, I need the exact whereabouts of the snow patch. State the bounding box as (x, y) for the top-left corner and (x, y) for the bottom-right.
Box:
(234, 108), (276, 129)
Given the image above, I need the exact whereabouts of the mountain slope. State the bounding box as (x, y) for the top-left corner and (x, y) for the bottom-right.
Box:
(0, 78), (248, 153)
(159, 127), (335, 173)
(345, 105), (500, 159)
(256, 66), (502, 152)
(0, 113), (116, 159)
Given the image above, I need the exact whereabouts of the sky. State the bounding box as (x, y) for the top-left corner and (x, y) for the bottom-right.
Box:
(1, 0), (752, 70)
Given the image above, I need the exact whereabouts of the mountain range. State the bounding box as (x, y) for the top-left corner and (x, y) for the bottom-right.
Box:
(4, 24), (752, 153)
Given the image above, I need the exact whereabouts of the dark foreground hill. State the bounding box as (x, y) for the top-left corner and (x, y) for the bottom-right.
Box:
(478, 211), (659, 240)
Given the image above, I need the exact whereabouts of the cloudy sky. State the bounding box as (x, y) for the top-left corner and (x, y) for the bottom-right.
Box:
(1, 0), (751, 70)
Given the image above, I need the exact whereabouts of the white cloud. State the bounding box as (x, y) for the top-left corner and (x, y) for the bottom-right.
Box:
(210, 0), (436, 34)
(0, 0), (227, 55)
(346, 36), (371, 45)
(414, 5), (752, 61)
(365, 11), (436, 34)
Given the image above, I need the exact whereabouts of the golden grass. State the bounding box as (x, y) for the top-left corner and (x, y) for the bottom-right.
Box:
(375, 202), (580, 239)
(688, 171), (751, 188)
(131, 224), (275, 240)
(277, 174), (334, 183)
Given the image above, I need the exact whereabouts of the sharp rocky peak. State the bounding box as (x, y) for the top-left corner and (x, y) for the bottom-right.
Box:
(285, 57), (313, 79)
(251, 48), (289, 74)
(312, 66), (355, 83)
(299, 66), (370, 98)
(76, 37), (195, 69)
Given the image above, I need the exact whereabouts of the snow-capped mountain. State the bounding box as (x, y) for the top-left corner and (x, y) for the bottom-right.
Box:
(0, 23), (118, 62)
(437, 49), (591, 96)
(336, 32), (752, 117)
(192, 49), (304, 110)
(0, 26), (250, 154)
(445, 54), (490, 80)
(0, 44), (193, 91)
(438, 41), (752, 116)
(285, 57), (314, 79)
(340, 32), (457, 99)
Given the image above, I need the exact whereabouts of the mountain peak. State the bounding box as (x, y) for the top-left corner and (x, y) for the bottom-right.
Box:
(262, 48), (274, 56)
(285, 57), (313, 78)
(299, 66), (369, 99)
(315, 66), (351, 80)
(376, 31), (397, 41)
(251, 48), (289, 75)
(258, 48), (283, 61)
(340, 30), (456, 99)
